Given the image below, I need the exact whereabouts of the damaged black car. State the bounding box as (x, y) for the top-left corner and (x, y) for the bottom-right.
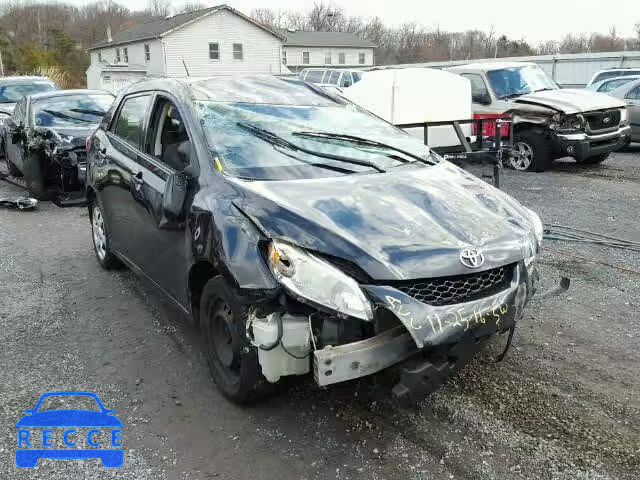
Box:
(3, 89), (114, 202)
(86, 76), (544, 403)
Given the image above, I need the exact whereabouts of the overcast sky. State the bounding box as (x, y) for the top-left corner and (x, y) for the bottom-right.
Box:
(64, 0), (639, 44)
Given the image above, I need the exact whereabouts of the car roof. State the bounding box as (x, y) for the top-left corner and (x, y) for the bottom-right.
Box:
(0, 76), (55, 85)
(28, 89), (113, 101)
(124, 75), (341, 106)
(448, 61), (537, 72)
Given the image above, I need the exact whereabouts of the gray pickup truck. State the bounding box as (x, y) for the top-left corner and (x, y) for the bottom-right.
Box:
(448, 62), (631, 172)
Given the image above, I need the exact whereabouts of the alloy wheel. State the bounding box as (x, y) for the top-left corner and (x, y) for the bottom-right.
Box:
(92, 204), (107, 261)
(510, 141), (534, 171)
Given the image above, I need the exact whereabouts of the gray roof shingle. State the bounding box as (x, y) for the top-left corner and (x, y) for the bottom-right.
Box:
(89, 5), (283, 50)
(281, 30), (376, 48)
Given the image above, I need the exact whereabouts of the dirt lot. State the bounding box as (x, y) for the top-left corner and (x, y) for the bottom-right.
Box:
(0, 151), (638, 480)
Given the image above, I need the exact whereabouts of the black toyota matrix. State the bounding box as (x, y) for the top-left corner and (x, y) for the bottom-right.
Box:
(86, 76), (543, 403)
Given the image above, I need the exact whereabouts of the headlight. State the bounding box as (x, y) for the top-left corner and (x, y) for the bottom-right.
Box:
(524, 207), (543, 249)
(267, 239), (373, 321)
(553, 114), (583, 131)
(620, 108), (629, 124)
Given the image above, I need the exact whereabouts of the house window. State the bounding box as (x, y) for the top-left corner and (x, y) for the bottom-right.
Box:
(115, 48), (121, 63)
(282, 50), (287, 65)
(233, 43), (243, 60)
(123, 47), (128, 63)
(97, 51), (102, 62)
(302, 51), (310, 64)
(209, 42), (219, 60)
(144, 44), (150, 61)
(338, 52), (345, 64)
(325, 51), (332, 64)
(359, 52), (365, 64)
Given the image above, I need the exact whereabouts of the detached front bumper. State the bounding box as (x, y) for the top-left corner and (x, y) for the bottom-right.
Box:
(555, 125), (631, 161)
(313, 261), (537, 394)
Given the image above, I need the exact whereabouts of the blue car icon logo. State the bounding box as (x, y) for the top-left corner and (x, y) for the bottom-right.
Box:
(15, 391), (123, 468)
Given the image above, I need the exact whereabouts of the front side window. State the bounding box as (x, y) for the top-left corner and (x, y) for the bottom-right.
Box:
(626, 85), (640, 100)
(209, 42), (219, 60)
(115, 48), (121, 63)
(123, 48), (128, 63)
(461, 73), (491, 103)
(338, 52), (345, 64)
(144, 44), (150, 61)
(148, 98), (191, 171)
(359, 52), (365, 64)
(302, 51), (310, 64)
(487, 65), (557, 99)
(233, 43), (243, 60)
(325, 51), (332, 65)
(0, 82), (56, 104)
(112, 95), (152, 148)
(32, 94), (113, 128)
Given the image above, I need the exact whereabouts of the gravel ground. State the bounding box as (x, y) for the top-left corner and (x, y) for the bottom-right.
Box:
(0, 150), (638, 479)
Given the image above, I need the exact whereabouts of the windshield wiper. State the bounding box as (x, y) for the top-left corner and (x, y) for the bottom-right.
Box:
(292, 131), (435, 165)
(236, 122), (386, 173)
(69, 108), (106, 116)
(533, 88), (556, 93)
(499, 91), (529, 100)
(42, 109), (93, 124)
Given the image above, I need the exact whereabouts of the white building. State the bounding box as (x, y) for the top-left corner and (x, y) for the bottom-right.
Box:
(281, 30), (376, 73)
(86, 5), (285, 92)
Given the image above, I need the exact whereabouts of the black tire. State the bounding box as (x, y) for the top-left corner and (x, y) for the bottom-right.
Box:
(22, 152), (49, 200)
(200, 276), (273, 404)
(582, 153), (610, 165)
(511, 130), (553, 172)
(90, 197), (121, 270)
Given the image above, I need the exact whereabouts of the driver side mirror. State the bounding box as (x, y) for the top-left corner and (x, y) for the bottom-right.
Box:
(473, 92), (492, 105)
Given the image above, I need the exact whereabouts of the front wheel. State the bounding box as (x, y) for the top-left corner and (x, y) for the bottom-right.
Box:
(510, 131), (552, 172)
(200, 276), (273, 404)
(581, 153), (610, 165)
(91, 199), (120, 270)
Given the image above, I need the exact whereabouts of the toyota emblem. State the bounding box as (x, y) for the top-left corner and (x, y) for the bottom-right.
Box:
(460, 248), (485, 268)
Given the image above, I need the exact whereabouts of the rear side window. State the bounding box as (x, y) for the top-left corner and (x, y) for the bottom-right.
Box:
(327, 71), (341, 85)
(111, 94), (152, 148)
(340, 72), (354, 87)
(305, 70), (325, 83)
(461, 73), (491, 103)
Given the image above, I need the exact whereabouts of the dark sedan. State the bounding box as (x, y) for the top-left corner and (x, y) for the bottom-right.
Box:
(4, 89), (114, 201)
(86, 76), (543, 403)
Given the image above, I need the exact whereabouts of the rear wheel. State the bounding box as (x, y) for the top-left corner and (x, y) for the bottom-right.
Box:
(91, 199), (120, 270)
(200, 276), (272, 404)
(582, 153), (610, 165)
(511, 131), (552, 172)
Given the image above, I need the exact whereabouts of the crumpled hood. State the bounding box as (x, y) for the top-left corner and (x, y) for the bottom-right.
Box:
(231, 162), (539, 281)
(514, 88), (625, 114)
(31, 126), (95, 149)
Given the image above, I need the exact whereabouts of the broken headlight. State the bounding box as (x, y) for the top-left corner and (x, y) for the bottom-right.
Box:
(267, 239), (373, 321)
(552, 114), (584, 132)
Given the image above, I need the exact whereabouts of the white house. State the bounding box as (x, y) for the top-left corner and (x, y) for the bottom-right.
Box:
(86, 5), (285, 92)
(281, 31), (376, 73)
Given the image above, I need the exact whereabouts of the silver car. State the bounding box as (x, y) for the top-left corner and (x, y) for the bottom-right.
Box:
(609, 79), (640, 143)
(585, 75), (640, 93)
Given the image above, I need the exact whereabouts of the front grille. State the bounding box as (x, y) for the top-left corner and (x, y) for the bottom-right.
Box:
(583, 109), (620, 131)
(391, 265), (512, 307)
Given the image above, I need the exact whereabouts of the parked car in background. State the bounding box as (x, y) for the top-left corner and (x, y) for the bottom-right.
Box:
(609, 78), (640, 144)
(587, 68), (640, 87)
(86, 76), (543, 404)
(299, 68), (364, 88)
(448, 62), (631, 171)
(585, 75), (640, 93)
(0, 76), (58, 157)
(3, 89), (114, 200)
